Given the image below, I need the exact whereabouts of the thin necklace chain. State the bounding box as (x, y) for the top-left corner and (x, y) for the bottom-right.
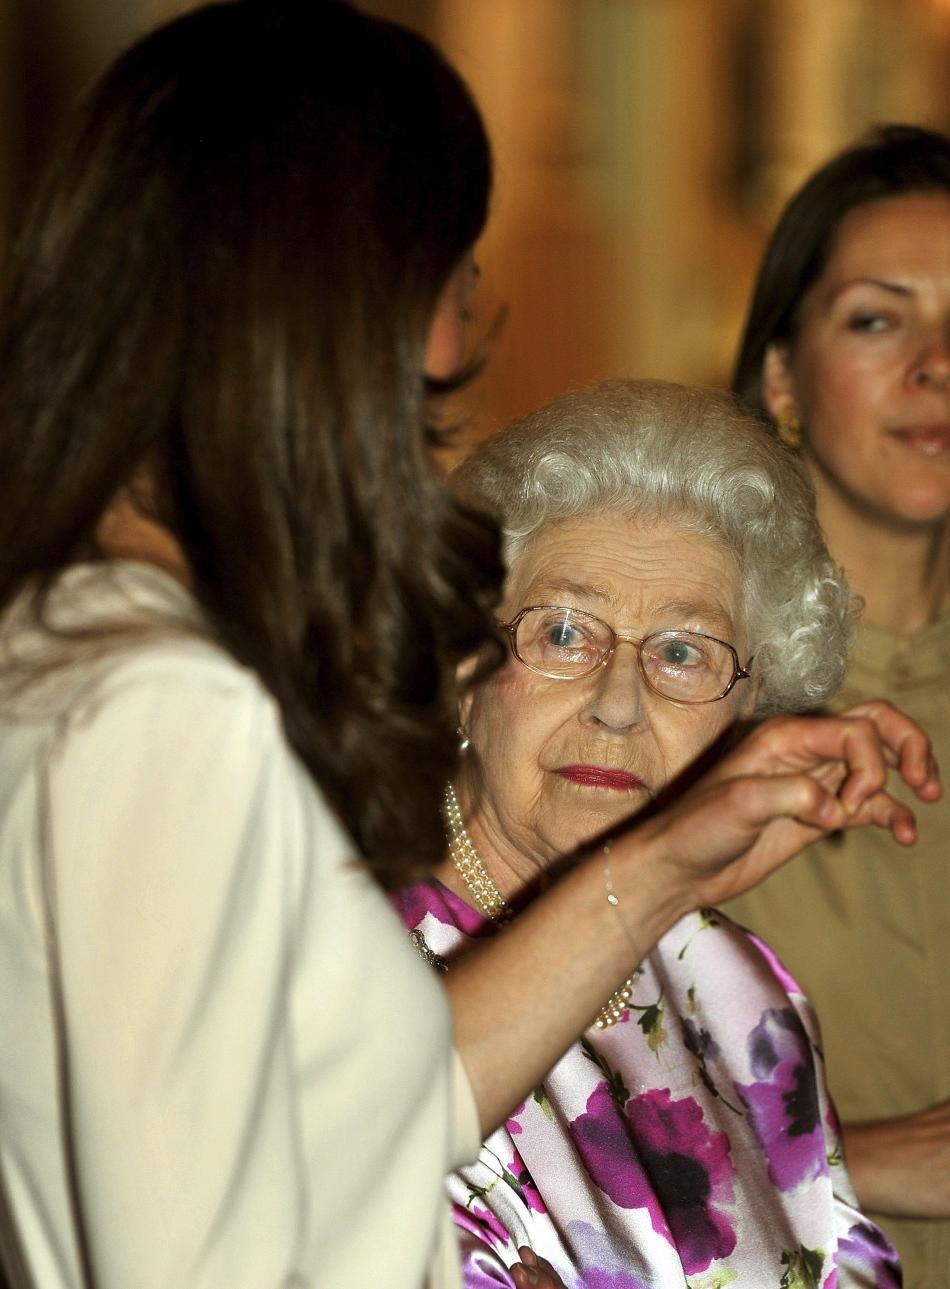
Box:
(442, 782), (637, 1029)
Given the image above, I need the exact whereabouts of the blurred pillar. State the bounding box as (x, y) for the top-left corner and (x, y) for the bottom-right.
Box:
(741, 0), (950, 243)
(591, 0), (747, 383)
(761, 0), (865, 201)
(435, 0), (614, 431)
(882, 0), (950, 124)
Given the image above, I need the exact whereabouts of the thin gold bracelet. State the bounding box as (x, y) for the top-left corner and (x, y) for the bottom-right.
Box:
(602, 840), (643, 959)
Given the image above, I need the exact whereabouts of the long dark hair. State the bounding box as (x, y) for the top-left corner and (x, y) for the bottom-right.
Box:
(733, 123), (950, 413)
(0, 0), (504, 885)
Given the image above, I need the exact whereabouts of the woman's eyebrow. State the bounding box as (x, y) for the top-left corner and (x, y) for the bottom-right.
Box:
(524, 585), (735, 632)
(827, 277), (915, 304)
(650, 598), (735, 633)
(525, 579), (617, 608)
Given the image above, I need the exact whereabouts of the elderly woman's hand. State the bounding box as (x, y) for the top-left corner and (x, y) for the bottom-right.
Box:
(842, 1098), (950, 1219)
(511, 1248), (568, 1288)
(632, 699), (940, 912)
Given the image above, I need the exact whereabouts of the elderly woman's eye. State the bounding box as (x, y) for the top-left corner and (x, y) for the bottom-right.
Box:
(529, 610), (599, 659)
(546, 619), (582, 648)
(653, 636), (707, 669)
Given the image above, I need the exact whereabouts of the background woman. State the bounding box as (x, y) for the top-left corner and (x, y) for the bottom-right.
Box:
(0, 7), (938, 1284)
(725, 123), (950, 1287)
(395, 380), (932, 1287)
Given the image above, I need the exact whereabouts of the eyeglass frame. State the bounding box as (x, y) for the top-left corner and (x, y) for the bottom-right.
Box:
(499, 604), (754, 705)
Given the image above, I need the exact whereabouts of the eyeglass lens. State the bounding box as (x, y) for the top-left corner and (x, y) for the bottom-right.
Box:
(513, 606), (737, 701)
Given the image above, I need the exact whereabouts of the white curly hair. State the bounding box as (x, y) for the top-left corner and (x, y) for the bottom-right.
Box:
(452, 379), (854, 714)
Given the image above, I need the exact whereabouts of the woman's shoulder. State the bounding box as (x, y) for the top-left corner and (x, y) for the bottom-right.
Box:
(0, 560), (278, 732)
(69, 630), (273, 719)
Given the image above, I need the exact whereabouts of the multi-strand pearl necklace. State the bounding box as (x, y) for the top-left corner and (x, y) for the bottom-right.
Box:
(443, 782), (513, 924)
(443, 783), (638, 1030)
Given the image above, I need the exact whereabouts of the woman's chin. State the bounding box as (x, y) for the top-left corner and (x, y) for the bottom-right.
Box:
(539, 789), (653, 856)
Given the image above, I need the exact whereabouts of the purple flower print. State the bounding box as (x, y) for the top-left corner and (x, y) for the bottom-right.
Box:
(505, 1147), (546, 1213)
(682, 1017), (721, 1063)
(569, 1083), (649, 1210)
(681, 1017), (743, 1113)
(458, 1239), (518, 1289)
(454, 1200), (512, 1252)
(390, 879), (487, 937)
(506, 1101), (526, 1136)
(565, 1221), (649, 1289)
(583, 1273), (642, 1289)
(837, 1221), (902, 1288)
(626, 1086), (737, 1273)
(736, 1008), (827, 1192)
(568, 1083), (737, 1274)
(745, 929), (803, 997)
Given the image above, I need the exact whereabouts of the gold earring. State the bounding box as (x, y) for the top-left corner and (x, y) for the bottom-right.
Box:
(775, 404), (803, 450)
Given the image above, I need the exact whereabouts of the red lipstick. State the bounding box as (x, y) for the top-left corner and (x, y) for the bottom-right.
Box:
(556, 765), (647, 791)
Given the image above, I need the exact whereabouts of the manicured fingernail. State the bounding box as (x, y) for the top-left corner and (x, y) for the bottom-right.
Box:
(839, 784), (863, 814)
(819, 796), (841, 825)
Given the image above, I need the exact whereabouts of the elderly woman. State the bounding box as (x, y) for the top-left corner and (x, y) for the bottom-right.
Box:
(394, 380), (908, 1287)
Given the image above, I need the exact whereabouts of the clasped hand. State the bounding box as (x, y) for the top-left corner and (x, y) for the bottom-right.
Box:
(631, 699), (941, 914)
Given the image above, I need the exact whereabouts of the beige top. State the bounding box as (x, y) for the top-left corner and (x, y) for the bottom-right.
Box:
(726, 615), (950, 1289)
(0, 562), (478, 1288)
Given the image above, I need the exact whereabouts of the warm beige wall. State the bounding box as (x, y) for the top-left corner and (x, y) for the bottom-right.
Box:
(426, 0), (950, 440)
(3, 0), (948, 441)
(434, 0), (615, 431)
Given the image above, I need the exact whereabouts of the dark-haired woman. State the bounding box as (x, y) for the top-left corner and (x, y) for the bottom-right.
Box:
(0, 10), (939, 1287)
(726, 124), (950, 1286)
(0, 4), (506, 1286)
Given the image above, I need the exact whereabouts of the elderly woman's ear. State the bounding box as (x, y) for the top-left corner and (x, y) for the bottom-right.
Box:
(737, 673), (762, 721)
(455, 656), (479, 748)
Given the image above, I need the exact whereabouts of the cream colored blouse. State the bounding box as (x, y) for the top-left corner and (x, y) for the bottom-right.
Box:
(0, 562), (478, 1288)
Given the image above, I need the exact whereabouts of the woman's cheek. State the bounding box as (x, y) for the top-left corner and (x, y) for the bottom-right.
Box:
(798, 338), (894, 435)
(469, 666), (530, 754)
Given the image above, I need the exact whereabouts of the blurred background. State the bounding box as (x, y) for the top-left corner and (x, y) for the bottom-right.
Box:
(1, 0), (949, 449)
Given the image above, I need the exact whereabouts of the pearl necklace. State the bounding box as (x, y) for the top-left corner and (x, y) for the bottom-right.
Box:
(443, 783), (638, 1030)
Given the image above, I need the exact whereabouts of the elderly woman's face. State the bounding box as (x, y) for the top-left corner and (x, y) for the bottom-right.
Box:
(460, 513), (755, 868)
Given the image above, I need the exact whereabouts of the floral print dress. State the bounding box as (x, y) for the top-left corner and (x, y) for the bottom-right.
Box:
(392, 881), (902, 1289)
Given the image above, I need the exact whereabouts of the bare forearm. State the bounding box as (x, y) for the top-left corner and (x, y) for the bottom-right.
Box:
(447, 839), (684, 1136)
(843, 1103), (950, 1219)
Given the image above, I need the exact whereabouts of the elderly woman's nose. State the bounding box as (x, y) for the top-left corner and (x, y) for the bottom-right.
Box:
(583, 644), (647, 730)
